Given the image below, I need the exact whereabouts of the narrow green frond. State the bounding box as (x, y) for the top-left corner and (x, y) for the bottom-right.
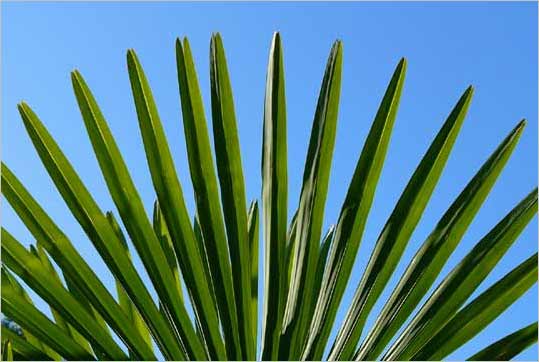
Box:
(333, 120), (525, 361)
(176, 36), (241, 360)
(338, 86), (473, 361)
(31, 245), (93, 356)
(15, 100), (180, 360)
(2, 326), (52, 361)
(304, 58), (407, 360)
(281, 39), (343, 360)
(389, 188), (537, 360)
(2, 286), (96, 361)
(260, 32), (288, 361)
(1, 268), (59, 360)
(468, 322), (538, 361)
(311, 225), (334, 313)
(151, 204), (183, 304)
(106, 212), (154, 354)
(1, 167), (141, 360)
(210, 33), (254, 361)
(71, 70), (202, 360)
(408, 253), (538, 361)
(282, 211), (298, 315)
(127, 48), (225, 360)
(247, 200), (260, 343)
(193, 214), (218, 310)
(1, 237), (112, 360)
(2, 339), (13, 361)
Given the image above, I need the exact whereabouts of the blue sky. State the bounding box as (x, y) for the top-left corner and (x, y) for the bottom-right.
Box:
(2, 1), (537, 360)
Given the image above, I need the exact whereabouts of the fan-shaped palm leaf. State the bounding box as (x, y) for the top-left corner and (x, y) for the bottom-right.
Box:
(1, 32), (537, 361)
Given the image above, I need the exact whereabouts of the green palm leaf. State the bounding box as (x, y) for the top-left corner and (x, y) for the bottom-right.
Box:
(247, 201), (260, 341)
(281, 39), (343, 361)
(71, 69), (202, 360)
(210, 33), (254, 360)
(303, 58), (407, 360)
(2, 339), (13, 361)
(2, 326), (51, 361)
(2, 32), (536, 362)
(386, 188), (537, 360)
(260, 32), (289, 361)
(410, 253), (538, 361)
(468, 322), (538, 361)
(175, 37), (242, 360)
(331, 119), (526, 361)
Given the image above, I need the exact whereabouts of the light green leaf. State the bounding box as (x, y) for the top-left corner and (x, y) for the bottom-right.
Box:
(15, 100), (182, 360)
(304, 58), (408, 360)
(176, 36), (241, 360)
(1, 326), (51, 361)
(353, 86), (473, 361)
(127, 48), (225, 360)
(260, 32), (288, 361)
(151, 204), (183, 304)
(247, 201), (260, 342)
(2, 339), (13, 361)
(210, 32), (254, 361)
(71, 69), (203, 360)
(281, 38), (342, 361)
(1, 268), (59, 360)
(31, 245), (93, 356)
(312, 225), (334, 312)
(106, 212), (154, 354)
(1, 243), (104, 361)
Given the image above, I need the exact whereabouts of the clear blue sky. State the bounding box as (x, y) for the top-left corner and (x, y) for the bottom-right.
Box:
(2, 1), (537, 360)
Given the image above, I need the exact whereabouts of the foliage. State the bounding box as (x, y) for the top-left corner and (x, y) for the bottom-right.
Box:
(1, 33), (537, 361)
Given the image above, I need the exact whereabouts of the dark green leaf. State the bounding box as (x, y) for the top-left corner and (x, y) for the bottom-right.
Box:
(247, 201), (260, 341)
(408, 253), (538, 361)
(352, 86), (475, 360)
(468, 322), (538, 361)
(389, 188), (537, 360)
(337, 120), (525, 361)
(1, 326), (51, 361)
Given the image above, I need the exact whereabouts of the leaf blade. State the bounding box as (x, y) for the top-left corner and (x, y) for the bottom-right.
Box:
(303, 58), (408, 360)
(15, 101), (182, 360)
(210, 32), (254, 361)
(260, 32), (288, 361)
(71, 70), (203, 360)
(390, 188), (537, 360)
(175, 36), (241, 360)
(281, 38), (343, 360)
(468, 322), (538, 361)
(247, 200), (260, 343)
(411, 253), (538, 361)
(378, 120), (526, 361)
(126, 48), (226, 360)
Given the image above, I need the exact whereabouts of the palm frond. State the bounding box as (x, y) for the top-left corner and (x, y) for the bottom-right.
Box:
(2, 33), (536, 361)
